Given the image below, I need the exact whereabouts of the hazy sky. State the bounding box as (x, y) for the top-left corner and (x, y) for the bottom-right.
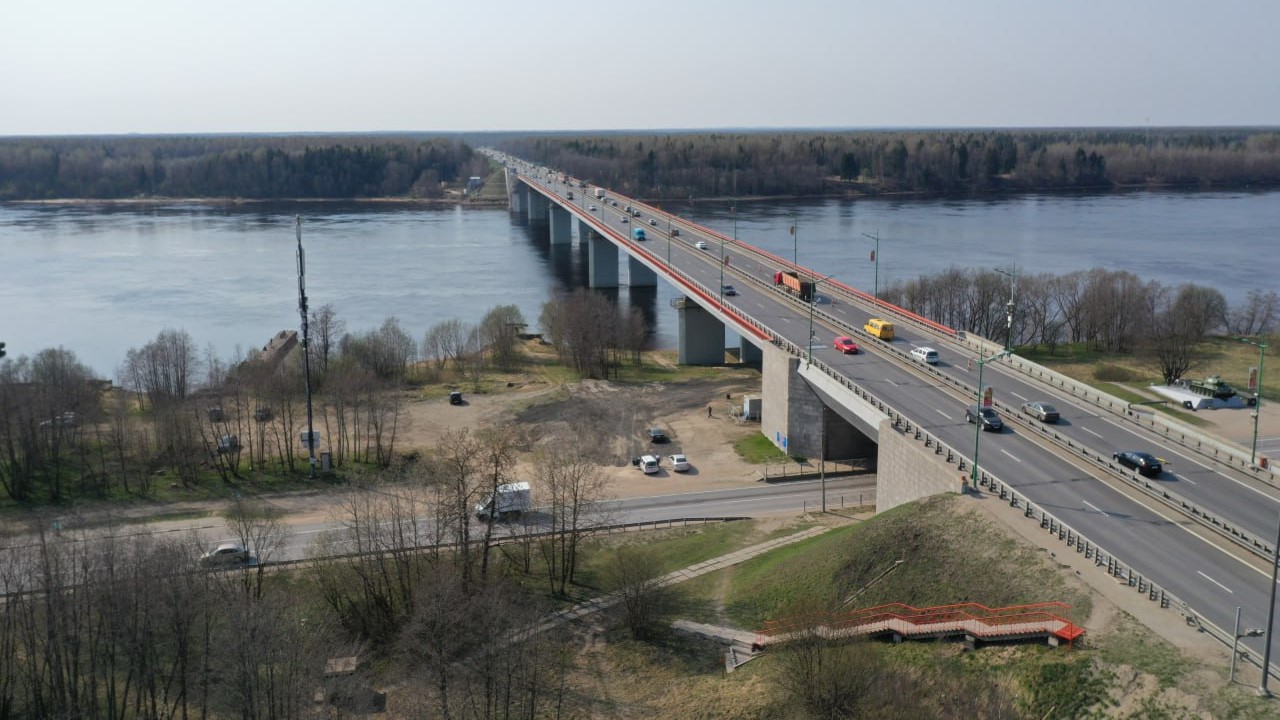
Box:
(4, 0), (1276, 135)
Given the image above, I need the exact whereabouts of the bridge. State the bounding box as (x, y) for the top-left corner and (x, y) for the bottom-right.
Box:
(487, 149), (1280, 685)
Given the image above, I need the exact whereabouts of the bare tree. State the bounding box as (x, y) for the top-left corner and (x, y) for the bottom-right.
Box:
(1227, 288), (1279, 336)
(310, 302), (346, 378)
(535, 441), (609, 596)
(601, 545), (670, 640)
(479, 304), (526, 371)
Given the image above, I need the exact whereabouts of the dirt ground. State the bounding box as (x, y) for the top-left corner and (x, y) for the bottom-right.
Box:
(395, 361), (769, 499)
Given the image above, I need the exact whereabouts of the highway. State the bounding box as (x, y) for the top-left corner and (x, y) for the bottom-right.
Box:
(494, 151), (1280, 668)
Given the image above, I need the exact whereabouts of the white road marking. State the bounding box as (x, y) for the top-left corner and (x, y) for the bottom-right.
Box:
(1000, 449), (1022, 462)
(1176, 475), (1197, 485)
(885, 379), (899, 387)
(935, 409), (953, 420)
(1082, 500), (1110, 517)
(1081, 426), (1103, 438)
(1011, 391), (1028, 401)
(1197, 570), (1233, 594)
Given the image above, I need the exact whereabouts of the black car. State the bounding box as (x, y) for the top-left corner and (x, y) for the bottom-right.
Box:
(449, 390), (463, 405)
(1113, 451), (1162, 477)
(1020, 401), (1059, 423)
(648, 427), (668, 443)
(964, 405), (1003, 431)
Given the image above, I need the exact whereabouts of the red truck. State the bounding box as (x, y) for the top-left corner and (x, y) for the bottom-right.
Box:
(773, 270), (815, 302)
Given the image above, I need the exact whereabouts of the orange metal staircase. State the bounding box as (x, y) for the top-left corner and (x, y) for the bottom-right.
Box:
(757, 602), (1085, 649)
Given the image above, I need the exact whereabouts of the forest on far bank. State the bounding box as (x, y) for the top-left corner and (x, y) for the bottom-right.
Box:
(0, 134), (489, 200)
(495, 127), (1280, 198)
(2, 128), (1278, 201)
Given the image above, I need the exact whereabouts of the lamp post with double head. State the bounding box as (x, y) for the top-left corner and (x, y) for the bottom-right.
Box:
(971, 348), (1013, 488)
(1237, 337), (1267, 467)
(860, 231), (880, 304)
(806, 274), (837, 368)
(995, 266), (1018, 351)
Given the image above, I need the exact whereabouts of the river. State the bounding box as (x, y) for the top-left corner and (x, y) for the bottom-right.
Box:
(1, 190), (1276, 377)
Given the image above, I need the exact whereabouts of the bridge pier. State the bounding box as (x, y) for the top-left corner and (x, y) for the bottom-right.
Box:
(628, 256), (657, 287)
(549, 205), (572, 245)
(577, 218), (594, 245)
(675, 298), (725, 365)
(511, 184), (527, 215)
(588, 234), (619, 288)
(739, 336), (762, 365)
(759, 346), (878, 460)
(528, 193), (548, 224)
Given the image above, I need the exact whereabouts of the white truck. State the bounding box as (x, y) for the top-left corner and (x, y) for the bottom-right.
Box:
(594, 188), (606, 199)
(475, 481), (533, 520)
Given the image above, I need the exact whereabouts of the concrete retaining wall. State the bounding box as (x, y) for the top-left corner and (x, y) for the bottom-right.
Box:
(875, 418), (964, 512)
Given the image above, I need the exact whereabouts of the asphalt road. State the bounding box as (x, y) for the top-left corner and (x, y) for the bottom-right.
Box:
(494, 152), (1280, 664)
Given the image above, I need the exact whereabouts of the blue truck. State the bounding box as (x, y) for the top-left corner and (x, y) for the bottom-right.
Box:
(632, 228), (646, 241)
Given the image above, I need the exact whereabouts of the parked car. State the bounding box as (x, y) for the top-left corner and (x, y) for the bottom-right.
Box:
(721, 284), (738, 296)
(695, 240), (708, 250)
(638, 454), (660, 474)
(964, 405), (1004, 431)
(833, 336), (859, 354)
(200, 543), (249, 568)
(648, 427), (668, 443)
(668, 453), (690, 472)
(1114, 450), (1162, 477)
(1020, 401), (1059, 423)
(449, 390), (463, 405)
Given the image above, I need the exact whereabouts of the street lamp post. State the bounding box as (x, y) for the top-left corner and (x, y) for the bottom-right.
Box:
(1237, 337), (1268, 467)
(721, 204), (736, 301)
(970, 348), (1013, 487)
(1231, 606), (1265, 683)
(791, 212), (798, 268)
(1261, 509), (1280, 697)
(995, 267), (1018, 351)
(860, 231), (880, 304)
(806, 273), (837, 367)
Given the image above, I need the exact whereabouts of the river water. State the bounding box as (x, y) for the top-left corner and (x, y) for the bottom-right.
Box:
(2, 191), (1276, 377)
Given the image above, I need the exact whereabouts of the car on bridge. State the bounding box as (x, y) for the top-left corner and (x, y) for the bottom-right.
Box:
(721, 284), (738, 296)
(1113, 450), (1162, 477)
(910, 346), (939, 364)
(649, 218), (657, 225)
(672, 228), (680, 237)
(965, 405), (1003, 431)
(620, 216), (629, 223)
(1020, 401), (1059, 423)
(589, 204), (598, 211)
(695, 240), (708, 250)
(833, 336), (859, 354)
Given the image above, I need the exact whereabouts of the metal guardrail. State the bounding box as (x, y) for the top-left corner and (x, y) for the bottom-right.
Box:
(500, 158), (1274, 678)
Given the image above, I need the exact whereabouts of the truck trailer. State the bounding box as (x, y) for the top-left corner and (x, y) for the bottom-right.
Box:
(773, 270), (815, 302)
(632, 228), (647, 241)
(594, 188), (606, 199)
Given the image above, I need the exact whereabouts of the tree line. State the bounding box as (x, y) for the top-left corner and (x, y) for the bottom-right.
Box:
(0, 287), (652, 504)
(495, 128), (1280, 198)
(878, 267), (1278, 383)
(0, 134), (489, 200)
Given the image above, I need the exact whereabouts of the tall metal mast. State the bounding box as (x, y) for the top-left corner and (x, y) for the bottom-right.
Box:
(296, 216), (317, 478)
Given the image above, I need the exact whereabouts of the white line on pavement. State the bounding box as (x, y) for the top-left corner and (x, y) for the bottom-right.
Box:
(1197, 570), (1233, 594)
(1082, 426), (1103, 438)
(935, 409), (952, 420)
(1011, 391), (1028, 401)
(1082, 500), (1110, 517)
(1000, 449), (1022, 462)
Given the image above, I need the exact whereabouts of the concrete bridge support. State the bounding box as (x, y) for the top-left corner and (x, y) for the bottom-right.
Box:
(760, 345), (878, 460)
(628, 256), (657, 287)
(739, 336), (762, 365)
(511, 184), (527, 214)
(588, 234), (619, 288)
(577, 219), (594, 244)
(528, 193), (548, 224)
(549, 205), (572, 245)
(676, 298), (725, 365)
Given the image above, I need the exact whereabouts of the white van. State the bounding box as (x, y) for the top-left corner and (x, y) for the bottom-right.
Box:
(639, 454), (660, 474)
(911, 347), (939, 365)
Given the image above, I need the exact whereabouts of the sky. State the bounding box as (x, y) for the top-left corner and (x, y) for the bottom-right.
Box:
(3, 0), (1278, 135)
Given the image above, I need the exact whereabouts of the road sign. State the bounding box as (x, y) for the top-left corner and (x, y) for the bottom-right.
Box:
(982, 386), (993, 407)
(1249, 366), (1259, 393)
(300, 431), (321, 449)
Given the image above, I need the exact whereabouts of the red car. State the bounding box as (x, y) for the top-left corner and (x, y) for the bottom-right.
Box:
(833, 336), (859, 354)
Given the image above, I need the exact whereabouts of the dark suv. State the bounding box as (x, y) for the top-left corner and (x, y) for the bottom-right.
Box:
(964, 405), (1003, 431)
(1113, 451), (1162, 477)
(648, 427), (668, 443)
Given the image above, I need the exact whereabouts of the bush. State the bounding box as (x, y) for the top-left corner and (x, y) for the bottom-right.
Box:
(1094, 364), (1141, 382)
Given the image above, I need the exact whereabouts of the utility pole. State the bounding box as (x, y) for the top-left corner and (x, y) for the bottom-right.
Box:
(995, 266), (1018, 351)
(861, 231), (880, 303)
(296, 216), (317, 479)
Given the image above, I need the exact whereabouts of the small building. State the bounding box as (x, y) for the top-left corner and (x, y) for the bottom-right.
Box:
(467, 176), (483, 192)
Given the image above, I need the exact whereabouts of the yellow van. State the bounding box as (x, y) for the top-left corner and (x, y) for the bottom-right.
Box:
(864, 318), (895, 340)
